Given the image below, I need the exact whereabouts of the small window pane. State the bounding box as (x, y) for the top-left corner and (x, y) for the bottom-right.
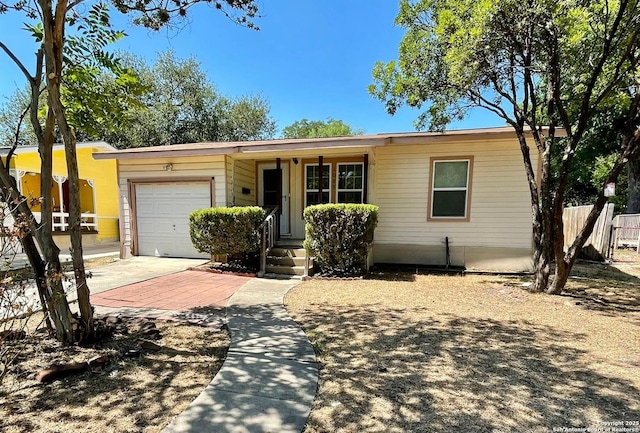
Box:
(307, 192), (330, 206)
(338, 164), (363, 190)
(306, 166), (318, 189)
(434, 161), (468, 188)
(432, 190), (466, 217)
(338, 191), (362, 203)
(306, 165), (330, 190)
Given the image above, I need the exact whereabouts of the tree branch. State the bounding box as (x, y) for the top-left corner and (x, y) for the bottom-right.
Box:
(6, 103), (31, 165)
(573, 0), (631, 139)
(0, 41), (35, 85)
(66, 0), (86, 12)
(469, 90), (513, 123)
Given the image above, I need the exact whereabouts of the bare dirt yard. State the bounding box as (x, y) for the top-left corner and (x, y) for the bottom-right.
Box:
(286, 254), (640, 433)
(0, 315), (229, 433)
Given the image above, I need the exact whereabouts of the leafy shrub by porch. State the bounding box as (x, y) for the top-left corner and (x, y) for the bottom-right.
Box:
(304, 204), (378, 276)
(189, 206), (266, 257)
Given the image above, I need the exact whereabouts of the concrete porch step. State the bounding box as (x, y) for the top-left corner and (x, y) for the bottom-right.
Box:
(269, 247), (306, 258)
(267, 255), (306, 267)
(266, 264), (306, 276)
(274, 239), (304, 249)
(262, 273), (304, 280)
(264, 241), (314, 278)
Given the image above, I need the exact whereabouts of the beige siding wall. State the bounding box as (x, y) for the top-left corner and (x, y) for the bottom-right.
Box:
(372, 139), (536, 270)
(117, 156), (226, 257)
(225, 156), (234, 206)
(232, 159), (256, 206)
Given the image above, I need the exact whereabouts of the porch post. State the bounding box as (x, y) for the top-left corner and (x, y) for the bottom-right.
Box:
(363, 153), (369, 204)
(318, 155), (324, 204)
(13, 170), (26, 193)
(276, 158), (282, 214)
(87, 179), (97, 231)
(275, 157), (282, 240)
(53, 175), (67, 230)
(53, 175), (66, 212)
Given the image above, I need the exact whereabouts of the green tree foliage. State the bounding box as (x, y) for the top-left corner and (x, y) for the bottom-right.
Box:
(282, 118), (363, 138)
(0, 88), (36, 147)
(1, 8), (147, 148)
(0, 5), (145, 342)
(0, 0), (261, 343)
(1, 51), (276, 148)
(560, 106), (630, 212)
(370, 0), (640, 294)
(94, 51), (276, 148)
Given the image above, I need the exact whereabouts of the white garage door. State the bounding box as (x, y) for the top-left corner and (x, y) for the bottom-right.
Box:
(135, 182), (211, 258)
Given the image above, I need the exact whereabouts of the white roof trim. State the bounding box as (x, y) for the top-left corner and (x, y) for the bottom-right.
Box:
(0, 141), (116, 155)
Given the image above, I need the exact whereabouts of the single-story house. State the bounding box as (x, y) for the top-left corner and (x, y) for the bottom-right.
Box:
(1, 142), (120, 247)
(93, 126), (540, 272)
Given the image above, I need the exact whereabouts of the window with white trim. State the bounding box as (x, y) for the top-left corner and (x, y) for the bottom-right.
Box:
(430, 159), (470, 218)
(337, 163), (364, 203)
(305, 164), (331, 207)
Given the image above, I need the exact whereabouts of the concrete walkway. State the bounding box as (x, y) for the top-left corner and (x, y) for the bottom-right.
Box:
(164, 278), (318, 433)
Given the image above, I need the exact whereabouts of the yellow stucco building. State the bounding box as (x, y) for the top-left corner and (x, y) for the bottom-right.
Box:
(1, 142), (119, 246)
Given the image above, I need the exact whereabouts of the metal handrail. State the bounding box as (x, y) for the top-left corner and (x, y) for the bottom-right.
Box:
(258, 206), (279, 277)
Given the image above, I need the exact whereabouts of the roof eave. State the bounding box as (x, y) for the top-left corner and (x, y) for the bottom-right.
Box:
(93, 146), (240, 160)
(93, 137), (387, 159)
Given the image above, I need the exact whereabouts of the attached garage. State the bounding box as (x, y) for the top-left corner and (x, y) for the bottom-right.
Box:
(133, 181), (213, 259)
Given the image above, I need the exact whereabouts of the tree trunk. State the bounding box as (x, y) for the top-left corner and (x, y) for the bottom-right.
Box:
(548, 139), (638, 294)
(529, 132), (555, 294)
(41, 0), (94, 338)
(62, 131), (94, 338)
(627, 157), (640, 213)
(532, 244), (551, 292)
(548, 259), (570, 295)
(0, 163), (77, 343)
(0, 33), (81, 343)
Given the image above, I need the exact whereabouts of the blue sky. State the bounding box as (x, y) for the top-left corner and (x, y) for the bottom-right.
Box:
(0, 1), (503, 136)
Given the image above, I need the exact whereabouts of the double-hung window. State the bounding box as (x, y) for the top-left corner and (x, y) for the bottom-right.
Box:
(336, 163), (364, 203)
(430, 158), (472, 219)
(305, 164), (331, 207)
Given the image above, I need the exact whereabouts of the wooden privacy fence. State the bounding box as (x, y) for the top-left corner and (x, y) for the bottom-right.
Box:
(612, 213), (640, 251)
(562, 203), (614, 260)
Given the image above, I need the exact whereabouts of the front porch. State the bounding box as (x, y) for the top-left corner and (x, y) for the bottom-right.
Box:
(11, 169), (98, 233)
(229, 151), (372, 240)
(233, 152), (371, 278)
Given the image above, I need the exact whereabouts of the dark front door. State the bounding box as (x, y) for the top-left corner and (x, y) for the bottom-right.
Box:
(263, 168), (280, 208)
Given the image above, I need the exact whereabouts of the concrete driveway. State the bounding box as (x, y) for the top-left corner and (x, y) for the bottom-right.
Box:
(89, 259), (251, 326)
(87, 256), (209, 295)
(1, 256), (208, 319)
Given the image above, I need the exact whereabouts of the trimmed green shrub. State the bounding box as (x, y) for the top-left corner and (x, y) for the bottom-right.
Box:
(303, 203), (379, 277)
(189, 206), (266, 258)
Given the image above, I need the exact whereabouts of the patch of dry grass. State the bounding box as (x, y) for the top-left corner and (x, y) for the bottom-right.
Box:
(286, 262), (640, 433)
(83, 256), (120, 269)
(0, 317), (229, 433)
